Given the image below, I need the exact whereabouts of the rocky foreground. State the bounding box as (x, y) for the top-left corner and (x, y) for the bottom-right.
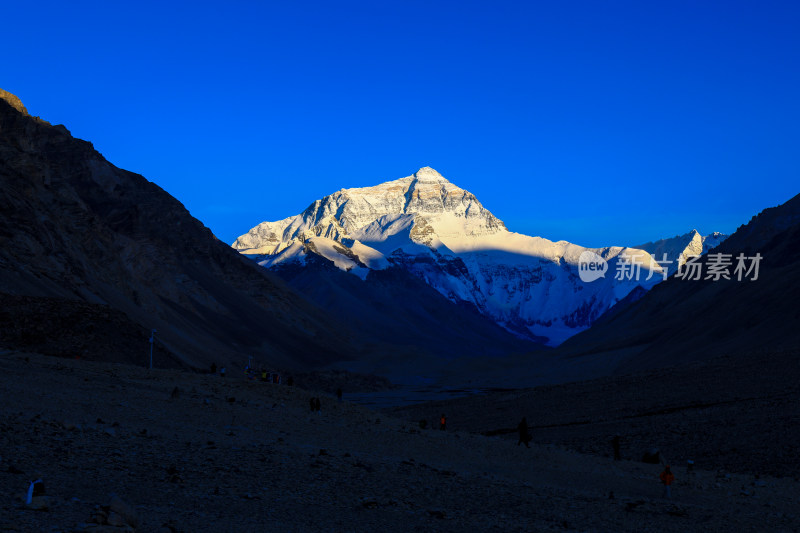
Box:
(1, 351), (799, 532)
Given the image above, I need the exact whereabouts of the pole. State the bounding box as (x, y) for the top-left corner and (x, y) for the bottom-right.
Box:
(149, 329), (156, 369)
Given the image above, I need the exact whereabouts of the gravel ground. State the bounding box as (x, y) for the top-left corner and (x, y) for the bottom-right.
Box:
(390, 348), (800, 480)
(1, 350), (799, 532)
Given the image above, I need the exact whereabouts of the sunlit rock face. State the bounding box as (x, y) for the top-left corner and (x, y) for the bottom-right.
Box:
(233, 167), (506, 253)
(234, 167), (722, 346)
(0, 88), (28, 114)
(635, 230), (729, 267)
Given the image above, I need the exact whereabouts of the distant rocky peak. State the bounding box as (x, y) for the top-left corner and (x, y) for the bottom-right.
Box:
(0, 88), (28, 115)
(634, 229), (729, 267)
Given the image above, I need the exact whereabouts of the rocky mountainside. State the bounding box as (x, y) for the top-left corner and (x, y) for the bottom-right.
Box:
(551, 192), (800, 375)
(634, 230), (728, 267)
(0, 88), (27, 114)
(235, 167), (669, 345)
(0, 89), (353, 370)
(270, 255), (540, 382)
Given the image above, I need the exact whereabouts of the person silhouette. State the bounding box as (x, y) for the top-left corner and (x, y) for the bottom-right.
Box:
(517, 417), (531, 448)
(660, 465), (675, 499)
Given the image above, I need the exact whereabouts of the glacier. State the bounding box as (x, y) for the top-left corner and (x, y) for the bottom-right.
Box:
(232, 167), (724, 346)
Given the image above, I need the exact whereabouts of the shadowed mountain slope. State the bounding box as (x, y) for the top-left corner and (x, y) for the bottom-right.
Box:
(0, 91), (541, 375)
(272, 254), (542, 379)
(0, 91), (354, 370)
(553, 192), (800, 375)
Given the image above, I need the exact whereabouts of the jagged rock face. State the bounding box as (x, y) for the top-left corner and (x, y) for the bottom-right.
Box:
(233, 167), (667, 345)
(635, 230), (729, 266)
(0, 92), (353, 369)
(233, 167), (506, 253)
(0, 88), (28, 115)
(701, 231), (728, 252)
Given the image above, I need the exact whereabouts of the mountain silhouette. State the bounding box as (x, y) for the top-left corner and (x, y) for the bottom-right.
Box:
(0, 90), (354, 369)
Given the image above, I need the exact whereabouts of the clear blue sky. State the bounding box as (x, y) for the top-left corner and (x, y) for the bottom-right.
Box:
(3, 1), (799, 247)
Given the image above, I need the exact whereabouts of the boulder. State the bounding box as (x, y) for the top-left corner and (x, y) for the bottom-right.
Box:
(642, 448), (662, 464)
(85, 494), (138, 531)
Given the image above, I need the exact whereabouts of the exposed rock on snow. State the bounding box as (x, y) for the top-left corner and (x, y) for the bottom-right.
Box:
(634, 230), (729, 267)
(234, 167), (672, 345)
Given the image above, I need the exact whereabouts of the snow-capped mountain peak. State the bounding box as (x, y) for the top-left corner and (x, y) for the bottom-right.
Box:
(412, 165), (446, 181)
(233, 167), (667, 345)
(634, 229), (729, 266)
(232, 167), (506, 255)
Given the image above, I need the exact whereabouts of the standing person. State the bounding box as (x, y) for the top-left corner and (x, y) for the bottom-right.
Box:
(314, 397), (321, 414)
(660, 465), (675, 499)
(517, 417), (531, 448)
(336, 388), (343, 403)
(220, 366), (226, 378)
(310, 397), (316, 413)
(440, 414), (446, 431)
(612, 435), (621, 461)
(210, 362), (217, 375)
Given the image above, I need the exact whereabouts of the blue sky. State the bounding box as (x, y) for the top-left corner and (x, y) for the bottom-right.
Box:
(3, 1), (799, 247)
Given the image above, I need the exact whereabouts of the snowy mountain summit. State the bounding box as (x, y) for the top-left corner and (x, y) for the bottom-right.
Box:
(233, 167), (505, 253)
(635, 230), (728, 267)
(234, 167), (684, 345)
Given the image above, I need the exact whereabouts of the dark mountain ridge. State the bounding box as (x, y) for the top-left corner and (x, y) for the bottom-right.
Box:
(553, 192), (800, 374)
(0, 91), (354, 370)
(0, 90), (537, 375)
(272, 254), (541, 379)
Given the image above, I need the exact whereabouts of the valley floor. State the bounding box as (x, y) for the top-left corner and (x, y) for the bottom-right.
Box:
(390, 348), (800, 481)
(1, 351), (798, 532)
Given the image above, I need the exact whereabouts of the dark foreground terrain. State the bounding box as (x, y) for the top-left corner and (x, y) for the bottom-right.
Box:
(392, 348), (800, 481)
(1, 350), (799, 532)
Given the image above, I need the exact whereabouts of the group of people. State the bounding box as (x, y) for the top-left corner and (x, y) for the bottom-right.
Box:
(209, 362), (293, 385)
(307, 388), (345, 414)
(246, 365), (282, 383)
